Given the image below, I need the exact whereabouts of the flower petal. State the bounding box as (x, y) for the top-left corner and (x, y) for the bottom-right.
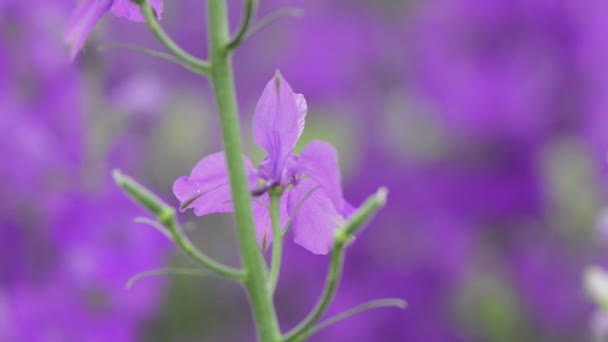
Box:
(253, 72), (306, 180)
(252, 194), (288, 250)
(111, 0), (164, 22)
(288, 179), (344, 255)
(298, 140), (349, 214)
(173, 152), (257, 216)
(295, 93), (308, 123)
(64, 0), (113, 61)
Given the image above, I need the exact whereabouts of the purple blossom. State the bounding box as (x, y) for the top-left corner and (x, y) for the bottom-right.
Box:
(174, 73), (352, 255)
(64, 0), (164, 60)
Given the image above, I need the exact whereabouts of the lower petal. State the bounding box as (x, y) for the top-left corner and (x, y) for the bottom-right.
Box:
(111, 0), (164, 22)
(173, 152), (257, 216)
(298, 141), (345, 212)
(287, 179), (345, 255)
(64, 0), (113, 60)
(252, 193), (288, 251)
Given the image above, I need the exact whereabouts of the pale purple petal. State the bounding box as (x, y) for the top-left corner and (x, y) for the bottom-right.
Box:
(253, 73), (306, 180)
(111, 0), (164, 22)
(173, 152), (257, 216)
(295, 93), (308, 125)
(298, 140), (347, 213)
(288, 179), (344, 255)
(252, 194), (288, 250)
(64, 0), (113, 61)
(342, 200), (356, 218)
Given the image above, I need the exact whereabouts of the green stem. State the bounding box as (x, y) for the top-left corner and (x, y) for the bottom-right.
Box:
(298, 298), (406, 340)
(268, 188), (284, 294)
(206, 1), (281, 341)
(283, 188), (388, 342)
(113, 170), (244, 281)
(163, 211), (245, 281)
(286, 243), (345, 342)
(247, 7), (304, 40)
(226, 0), (258, 51)
(137, 0), (210, 74)
(97, 43), (196, 72)
(126, 267), (214, 289)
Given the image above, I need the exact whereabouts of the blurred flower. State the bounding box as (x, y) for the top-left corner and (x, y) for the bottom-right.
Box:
(585, 266), (608, 313)
(64, 0), (164, 60)
(174, 73), (351, 254)
(595, 209), (608, 243)
(2, 190), (167, 341)
(1, 0), (169, 338)
(591, 311), (608, 342)
(409, 0), (608, 147)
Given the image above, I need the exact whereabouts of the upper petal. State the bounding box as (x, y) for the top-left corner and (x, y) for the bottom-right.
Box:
(111, 0), (164, 22)
(173, 152), (257, 216)
(297, 140), (347, 213)
(253, 72), (306, 180)
(64, 0), (113, 61)
(287, 179), (344, 255)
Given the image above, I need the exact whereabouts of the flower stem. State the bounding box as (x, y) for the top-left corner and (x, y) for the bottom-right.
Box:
(126, 267), (214, 289)
(226, 0), (258, 51)
(113, 170), (244, 281)
(247, 7), (304, 40)
(206, 1), (281, 341)
(137, 0), (210, 74)
(268, 187), (284, 294)
(298, 298), (406, 340)
(283, 188), (388, 342)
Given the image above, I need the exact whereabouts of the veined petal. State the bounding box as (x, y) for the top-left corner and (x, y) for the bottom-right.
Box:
(111, 0), (164, 22)
(173, 152), (257, 216)
(252, 194), (288, 251)
(64, 0), (113, 61)
(288, 179), (344, 255)
(298, 140), (347, 213)
(253, 72), (307, 180)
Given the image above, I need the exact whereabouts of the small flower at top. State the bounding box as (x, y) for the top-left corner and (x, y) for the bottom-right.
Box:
(64, 0), (164, 60)
(174, 72), (353, 255)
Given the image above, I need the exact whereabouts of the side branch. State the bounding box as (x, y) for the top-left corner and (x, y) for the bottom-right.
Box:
(247, 7), (304, 40)
(226, 0), (258, 51)
(134, 0), (211, 74)
(283, 188), (389, 342)
(300, 298), (407, 340)
(113, 169), (245, 281)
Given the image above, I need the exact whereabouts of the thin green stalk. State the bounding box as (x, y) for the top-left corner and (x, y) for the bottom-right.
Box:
(113, 170), (244, 281)
(226, 0), (258, 51)
(136, 0), (210, 74)
(247, 7), (304, 40)
(206, 1), (281, 341)
(285, 244), (345, 342)
(97, 43), (207, 74)
(298, 298), (407, 340)
(268, 187), (284, 294)
(126, 267), (214, 289)
(163, 211), (245, 281)
(283, 188), (388, 342)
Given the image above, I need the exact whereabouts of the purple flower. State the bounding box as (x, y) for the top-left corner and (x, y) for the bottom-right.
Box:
(173, 73), (352, 254)
(64, 0), (164, 60)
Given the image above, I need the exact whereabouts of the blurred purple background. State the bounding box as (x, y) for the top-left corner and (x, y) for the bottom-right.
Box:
(2, 0), (608, 341)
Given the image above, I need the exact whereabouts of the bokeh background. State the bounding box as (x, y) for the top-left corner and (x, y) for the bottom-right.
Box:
(3, 0), (608, 341)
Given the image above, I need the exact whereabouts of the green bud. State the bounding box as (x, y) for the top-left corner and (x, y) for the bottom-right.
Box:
(113, 169), (173, 221)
